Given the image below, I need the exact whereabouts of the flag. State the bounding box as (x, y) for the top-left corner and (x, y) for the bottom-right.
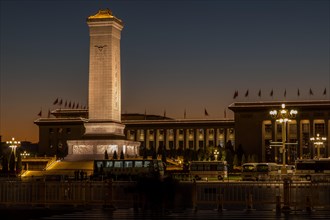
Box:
(72, 102), (75, 109)
(37, 109), (42, 117)
(204, 108), (209, 116)
(48, 109), (51, 118)
(245, 89), (249, 97)
(233, 90), (238, 99)
(68, 101), (71, 108)
(270, 89), (273, 97)
(323, 88), (327, 95)
(64, 101), (67, 108)
(76, 103), (79, 109)
(184, 109), (186, 119)
(224, 108), (227, 118)
(258, 89), (261, 97)
(309, 88), (313, 95)
(59, 99), (63, 106)
(297, 89), (300, 97)
(53, 98), (58, 105)
(144, 108), (147, 120)
(163, 109), (166, 118)
(284, 89), (286, 97)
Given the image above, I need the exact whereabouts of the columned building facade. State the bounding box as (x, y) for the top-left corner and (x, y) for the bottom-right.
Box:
(35, 111), (235, 157)
(229, 100), (330, 164)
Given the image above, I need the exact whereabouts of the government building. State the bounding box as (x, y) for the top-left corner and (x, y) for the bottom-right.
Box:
(34, 100), (330, 164)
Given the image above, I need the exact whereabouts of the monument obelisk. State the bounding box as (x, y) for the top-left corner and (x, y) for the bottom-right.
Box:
(67, 9), (140, 160)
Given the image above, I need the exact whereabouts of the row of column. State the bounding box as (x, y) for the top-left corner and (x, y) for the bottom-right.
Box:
(126, 128), (235, 151)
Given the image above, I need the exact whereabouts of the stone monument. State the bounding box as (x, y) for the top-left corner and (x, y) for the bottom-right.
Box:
(66, 9), (140, 160)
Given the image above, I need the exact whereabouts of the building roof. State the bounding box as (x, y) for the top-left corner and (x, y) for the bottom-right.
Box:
(228, 100), (330, 111)
(87, 8), (123, 25)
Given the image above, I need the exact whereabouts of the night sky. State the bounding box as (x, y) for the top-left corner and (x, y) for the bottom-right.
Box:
(0, 0), (329, 143)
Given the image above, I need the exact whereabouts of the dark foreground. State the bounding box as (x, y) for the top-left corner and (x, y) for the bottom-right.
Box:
(2, 206), (330, 220)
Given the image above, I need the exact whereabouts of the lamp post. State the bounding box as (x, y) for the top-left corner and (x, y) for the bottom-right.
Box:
(270, 104), (298, 167)
(214, 149), (219, 161)
(6, 137), (20, 159)
(310, 133), (327, 159)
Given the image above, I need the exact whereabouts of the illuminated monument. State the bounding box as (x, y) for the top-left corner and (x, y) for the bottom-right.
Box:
(66, 9), (140, 160)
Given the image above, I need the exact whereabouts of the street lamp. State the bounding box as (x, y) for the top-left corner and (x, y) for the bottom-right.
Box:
(310, 133), (327, 159)
(20, 150), (30, 159)
(269, 104), (298, 167)
(214, 149), (219, 161)
(6, 137), (20, 159)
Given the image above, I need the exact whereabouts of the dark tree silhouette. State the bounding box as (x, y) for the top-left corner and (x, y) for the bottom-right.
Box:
(112, 150), (118, 160)
(104, 150), (109, 159)
(1, 156), (8, 173)
(16, 152), (22, 174)
(142, 146), (148, 160)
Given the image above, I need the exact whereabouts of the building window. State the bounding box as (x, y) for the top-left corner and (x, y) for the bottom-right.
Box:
(265, 124), (272, 135)
(49, 128), (54, 134)
(159, 129), (164, 135)
(189, 141), (194, 149)
(66, 128), (71, 134)
(315, 123), (325, 135)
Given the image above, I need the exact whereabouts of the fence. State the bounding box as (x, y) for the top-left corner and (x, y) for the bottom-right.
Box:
(0, 179), (329, 212)
(192, 180), (330, 211)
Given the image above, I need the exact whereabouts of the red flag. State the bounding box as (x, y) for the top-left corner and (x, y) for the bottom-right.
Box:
(245, 89), (249, 97)
(184, 109), (186, 119)
(270, 89), (273, 97)
(323, 88), (327, 95)
(204, 108), (209, 116)
(224, 108), (227, 118)
(258, 89), (261, 97)
(38, 110), (42, 117)
(59, 99), (63, 105)
(309, 88), (313, 95)
(284, 89), (287, 97)
(297, 89), (300, 97)
(233, 90), (238, 99)
(53, 98), (58, 105)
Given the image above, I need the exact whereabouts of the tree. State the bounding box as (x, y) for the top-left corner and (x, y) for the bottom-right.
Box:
(161, 148), (167, 164)
(142, 146), (148, 160)
(104, 150), (109, 159)
(16, 152), (22, 174)
(233, 154), (239, 167)
(1, 156), (8, 173)
(241, 154), (246, 165)
(112, 150), (118, 160)
(120, 150), (125, 159)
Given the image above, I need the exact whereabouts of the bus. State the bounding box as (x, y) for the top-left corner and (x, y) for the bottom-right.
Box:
(241, 163), (258, 181)
(255, 163), (280, 181)
(294, 158), (330, 181)
(189, 161), (228, 181)
(93, 159), (165, 181)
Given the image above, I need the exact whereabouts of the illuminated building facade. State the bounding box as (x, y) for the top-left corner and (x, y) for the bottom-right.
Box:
(229, 100), (330, 164)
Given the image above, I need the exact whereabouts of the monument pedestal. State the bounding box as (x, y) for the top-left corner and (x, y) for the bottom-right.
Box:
(67, 139), (140, 161)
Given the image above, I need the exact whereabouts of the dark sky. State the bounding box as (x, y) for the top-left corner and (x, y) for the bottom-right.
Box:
(0, 0), (329, 142)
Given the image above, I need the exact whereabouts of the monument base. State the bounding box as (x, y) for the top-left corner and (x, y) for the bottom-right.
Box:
(66, 139), (140, 161)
